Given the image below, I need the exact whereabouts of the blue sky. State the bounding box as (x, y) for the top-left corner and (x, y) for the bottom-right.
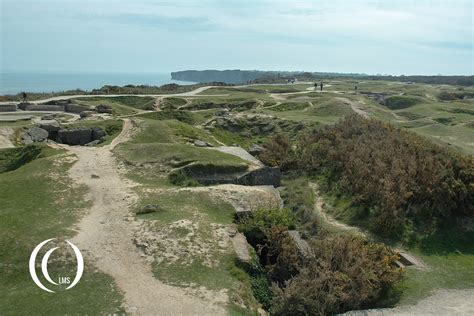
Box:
(1, 0), (473, 75)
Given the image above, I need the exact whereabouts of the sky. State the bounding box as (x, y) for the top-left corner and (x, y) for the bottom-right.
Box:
(1, 0), (473, 75)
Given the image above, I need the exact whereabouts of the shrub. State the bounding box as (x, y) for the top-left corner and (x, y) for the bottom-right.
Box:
(384, 96), (420, 109)
(238, 208), (297, 245)
(262, 115), (474, 238)
(259, 134), (297, 171)
(270, 234), (403, 316)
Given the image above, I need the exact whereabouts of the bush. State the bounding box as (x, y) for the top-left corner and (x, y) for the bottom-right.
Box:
(270, 234), (403, 315)
(238, 208), (297, 246)
(384, 96), (420, 109)
(259, 134), (297, 171)
(262, 115), (474, 238)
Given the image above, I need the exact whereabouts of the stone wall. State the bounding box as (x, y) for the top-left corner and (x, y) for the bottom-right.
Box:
(0, 104), (17, 112)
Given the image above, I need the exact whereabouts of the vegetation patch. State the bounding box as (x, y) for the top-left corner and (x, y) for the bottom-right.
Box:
(384, 96), (421, 109)
(269, 102), (309, 112)
(0, 144), (42, 173)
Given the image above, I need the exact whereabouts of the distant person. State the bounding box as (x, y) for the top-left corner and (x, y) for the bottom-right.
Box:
(314, 82), (318, 90)
(320, 82), (323, 91)
(22, 92), (27, 102)
(355, 85), (358, 91)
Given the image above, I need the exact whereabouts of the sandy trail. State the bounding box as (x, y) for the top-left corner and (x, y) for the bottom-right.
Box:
(335, 97), (370, 117)
(309, 182), (365, 237)
(63, 119), (225, 315)
(0, 127), (15, 149)
(344, 289), (474, 315)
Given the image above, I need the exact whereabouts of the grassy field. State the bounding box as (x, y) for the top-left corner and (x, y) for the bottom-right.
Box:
(0, 145), (123, 314)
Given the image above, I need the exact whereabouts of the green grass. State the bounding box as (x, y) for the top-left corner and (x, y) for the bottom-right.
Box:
(135, 190), (235, 224)
(122, 117), (219, 146)
(395, 225), (474, 305)
(0, 145), (123, 314)
(116, 142), (247, 167)
(73, 96), (155, 115)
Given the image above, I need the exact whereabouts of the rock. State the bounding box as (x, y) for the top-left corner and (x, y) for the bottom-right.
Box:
(193, 140), (208, 147)
(85, 139), (101, 146)
(37, 120), (61, 132)
(92, 127), (106, 140)
(231, 233), (252, 263)
(136, 204), (160, 214)
(261, 124), (275, 132)
(41, 115), (55, 120)
(22, 127), (48, 144)
(236, 166), (281, 187)
(17, 102), (34, 111)
(227, 226), (238, 237)
(249, 144), (264, 156)
(250, 126), (261, 135)
(57, 127), (105, 146)
(214, 109), (229, 117)
(80, 111), (95, 118)
(95, 104), (113, 114)
(286, 230), (312, 257)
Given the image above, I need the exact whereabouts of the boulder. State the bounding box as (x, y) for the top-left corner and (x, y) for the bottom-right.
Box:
(80, 111), (95, 118)
(250, 126), (261, 135)
(58, 128), (93, 145)
(37, 120), (60, 132)
(286, 230), (312, 258)
(17, 102), (34, 111)
(249, 144), (264, 156)
(22, 127), (49, 144)
(231, 233), (252, 263)
(91, 127), (106, 140)
(85, 139), (101, 146)
(136, 204), (160, 214)
(193, 140), (208, 147)
(95, 104), (113, 114)
(261, 124), (275, 132)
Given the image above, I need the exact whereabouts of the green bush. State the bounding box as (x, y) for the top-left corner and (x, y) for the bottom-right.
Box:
(270, 234), (403, 315)
(384, 96), (421, 109)
(238, 208), (297, 246)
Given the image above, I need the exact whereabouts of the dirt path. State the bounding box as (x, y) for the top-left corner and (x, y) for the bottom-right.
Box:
(309, 182), (365, 237)
(0, 127), (15, 149)
(64, 119), (226, 315)
(344, 289), (474, 315)
(335, 97), (370, 118)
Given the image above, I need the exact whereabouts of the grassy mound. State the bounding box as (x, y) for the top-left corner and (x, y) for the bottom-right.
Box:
(0, 144), (42, 173)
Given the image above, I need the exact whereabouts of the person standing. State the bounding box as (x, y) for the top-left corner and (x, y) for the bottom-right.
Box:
(314, 82), (318, 90)
(22, 92), (27, 102)
(320, 82), (323, 91)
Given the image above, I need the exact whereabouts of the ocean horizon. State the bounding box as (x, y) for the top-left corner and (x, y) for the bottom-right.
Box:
(0, 72), (196, 95)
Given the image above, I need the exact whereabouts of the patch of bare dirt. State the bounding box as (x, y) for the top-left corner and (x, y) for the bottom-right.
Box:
(0, 127), (15, 149)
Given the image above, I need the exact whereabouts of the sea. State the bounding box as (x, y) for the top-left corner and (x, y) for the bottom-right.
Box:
(0, 72), (196, 95)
